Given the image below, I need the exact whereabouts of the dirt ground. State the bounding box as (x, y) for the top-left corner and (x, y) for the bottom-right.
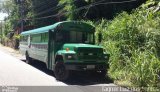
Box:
(0, 44), (25, 60)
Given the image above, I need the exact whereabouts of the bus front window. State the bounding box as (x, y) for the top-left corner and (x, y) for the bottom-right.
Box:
(69, 31), (94, 44)
(55, 31), (66, 43)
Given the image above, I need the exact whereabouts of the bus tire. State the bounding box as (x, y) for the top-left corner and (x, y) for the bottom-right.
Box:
(26, 53), (32, 64)
(54, 61), (70, 81)
(91, 70), (107, 78)
(97, 70), (107, 78)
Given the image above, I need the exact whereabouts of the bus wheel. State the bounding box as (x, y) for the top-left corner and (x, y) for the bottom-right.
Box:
(54, 61), (69, 81)
(97, 70), (107, 78)
(91, 70), (107, 78)
(26, 53), (32, 64)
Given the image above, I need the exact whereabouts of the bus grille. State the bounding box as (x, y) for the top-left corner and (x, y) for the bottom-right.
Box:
(77, 48), (103, 60)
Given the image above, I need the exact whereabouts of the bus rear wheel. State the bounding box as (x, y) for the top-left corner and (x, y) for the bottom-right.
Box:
(54, 61), (70, 81)
(25, 53), (32, 64)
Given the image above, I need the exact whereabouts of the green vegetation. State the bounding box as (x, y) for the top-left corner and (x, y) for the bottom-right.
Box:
(86, 0), (160, 90)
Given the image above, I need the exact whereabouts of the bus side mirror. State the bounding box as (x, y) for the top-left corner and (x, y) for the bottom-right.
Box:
(98, 33), (102, 43)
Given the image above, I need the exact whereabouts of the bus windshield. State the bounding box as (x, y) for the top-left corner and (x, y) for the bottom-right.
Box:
(69, 31), (94, 44)
(55, 31), (94, 44)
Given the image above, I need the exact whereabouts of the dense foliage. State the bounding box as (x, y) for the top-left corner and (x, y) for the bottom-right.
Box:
(86, 0), (160, 90)
(59, 0), (146, 20)
(31, 0), (58, 27)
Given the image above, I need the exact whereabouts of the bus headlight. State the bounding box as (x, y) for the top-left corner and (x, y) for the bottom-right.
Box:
(68, 55), (72, 59)
(104, 56), (108, 59)
(65, 54), (76, 60)
(104, 54), (110, 61)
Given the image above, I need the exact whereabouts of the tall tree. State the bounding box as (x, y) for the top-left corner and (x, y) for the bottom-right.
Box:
(58, 0), (147, 20)
(31, 0), (58, 27)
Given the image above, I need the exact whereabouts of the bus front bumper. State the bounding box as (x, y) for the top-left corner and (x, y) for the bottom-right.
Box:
(64, 62), (108, 71)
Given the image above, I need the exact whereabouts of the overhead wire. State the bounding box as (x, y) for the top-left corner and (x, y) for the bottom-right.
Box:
(25, 0), (107, 20)
(34, 0), (78, 17)
(24, 0), (137, 21)
(34, 3), (64, 17)
(28, 0), (58, 13)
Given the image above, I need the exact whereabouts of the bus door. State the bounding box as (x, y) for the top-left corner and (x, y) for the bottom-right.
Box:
(48, 30), (55, 70)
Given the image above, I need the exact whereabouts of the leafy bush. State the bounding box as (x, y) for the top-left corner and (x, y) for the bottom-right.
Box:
(86, 0), (160, 90)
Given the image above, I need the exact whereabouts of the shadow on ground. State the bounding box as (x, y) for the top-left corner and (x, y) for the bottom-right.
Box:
(21, 59), (113, 86)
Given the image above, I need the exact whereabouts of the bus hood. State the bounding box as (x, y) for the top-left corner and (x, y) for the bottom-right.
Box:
(62, 43), (103, 51)
(61, 44), (106, 61)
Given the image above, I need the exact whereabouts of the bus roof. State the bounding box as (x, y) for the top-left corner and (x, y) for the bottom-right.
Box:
(21, 21), (95, 35)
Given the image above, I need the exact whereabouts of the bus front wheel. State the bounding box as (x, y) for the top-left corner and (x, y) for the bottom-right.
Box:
(54, 61), (70, 81)
(96, 70), (107, 78)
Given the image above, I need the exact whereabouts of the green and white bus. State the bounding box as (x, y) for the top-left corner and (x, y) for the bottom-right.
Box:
(20, 21), (110, 81)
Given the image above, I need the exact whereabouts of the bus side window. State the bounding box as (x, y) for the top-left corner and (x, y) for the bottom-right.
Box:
(45, 33), (48, 42)
(41, 33), (45, 42)
(32, 34), (41, 43)
(41, 33), (48, 42)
